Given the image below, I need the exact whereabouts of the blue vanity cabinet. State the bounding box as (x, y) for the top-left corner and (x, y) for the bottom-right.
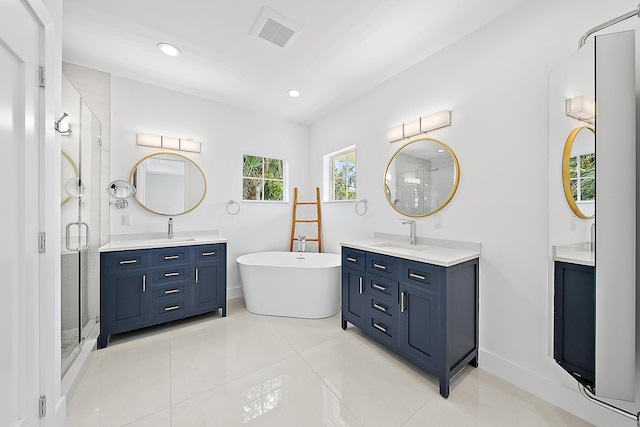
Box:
(341, 248), (367, 329)
(553, 261), (595, 388)
(399, 258), (479, 398)
(99, 243), (227, 348)
(99, 250), (151, 349)
(192, 244), (227, 317)
(341, 245), (479, 398)
(150, 246), (192, 323)
(365, 252), (400, 348)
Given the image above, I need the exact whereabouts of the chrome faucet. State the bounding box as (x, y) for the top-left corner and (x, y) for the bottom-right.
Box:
(298, 235), (306, 252)
(168, 217), (173, 239)
(401, 219), (416, 245)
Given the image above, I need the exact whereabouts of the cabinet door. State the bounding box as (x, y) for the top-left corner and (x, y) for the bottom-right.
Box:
(554, 261), (595, 387)
(399, 282), (440, 370)
(108, 271), (149, 330)
(193, 263), (223, 313)
(342, 267), (366, 327)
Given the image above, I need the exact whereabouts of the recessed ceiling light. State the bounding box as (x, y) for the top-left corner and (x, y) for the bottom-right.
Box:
(157, 43), (181, 57)
(287, 89), (300, 98)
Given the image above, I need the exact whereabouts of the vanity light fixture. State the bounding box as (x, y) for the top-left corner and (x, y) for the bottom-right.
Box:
(157, 42), (181, 57)
(386, 110), (451, 143)
(288, 89), (300, 97)
(137, 133), (202, 153)
(566, 96), (595, 123)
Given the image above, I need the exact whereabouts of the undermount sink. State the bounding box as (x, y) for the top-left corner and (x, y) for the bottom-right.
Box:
(144, 237), (196, 244)
(371, 242), (428, 252)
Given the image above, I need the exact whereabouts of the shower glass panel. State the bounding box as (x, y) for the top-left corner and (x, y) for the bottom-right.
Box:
(61, 76), (101, 375)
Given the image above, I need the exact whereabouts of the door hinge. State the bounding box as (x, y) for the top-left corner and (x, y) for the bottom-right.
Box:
(38, 232), (46, 253)
(39, 395), (46, 418)
(38, 66), (46, 88)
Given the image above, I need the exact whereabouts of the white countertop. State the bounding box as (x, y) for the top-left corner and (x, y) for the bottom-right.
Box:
(553, 242), (594, 267)
(99, 231), (227, 252)
(341, 234), (480, 267)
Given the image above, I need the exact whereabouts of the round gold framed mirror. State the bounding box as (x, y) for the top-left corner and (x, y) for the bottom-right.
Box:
(130, 152), (206, 216)
(562, 125), (595, 219)
(384, 137), (460, 217)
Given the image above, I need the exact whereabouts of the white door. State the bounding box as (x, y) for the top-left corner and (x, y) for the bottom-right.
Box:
(0, 1), (44, 426)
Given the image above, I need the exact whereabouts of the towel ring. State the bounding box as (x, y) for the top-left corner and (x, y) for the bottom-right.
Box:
(226, 200), (240, 215)
(355, 199), (368, 216)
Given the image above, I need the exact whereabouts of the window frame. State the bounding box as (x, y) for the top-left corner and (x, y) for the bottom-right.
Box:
(323, 145), (357, 202)
(242, 154), (288, 202)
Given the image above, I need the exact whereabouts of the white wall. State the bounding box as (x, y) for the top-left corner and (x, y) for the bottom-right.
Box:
(110, 76), (311, 297)
(309, 1), (640, 426)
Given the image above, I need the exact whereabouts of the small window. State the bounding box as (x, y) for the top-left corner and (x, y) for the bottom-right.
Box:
(325, 146), (356, 201)
(569, 153), (595, 202)
(242, 154), (285, 201)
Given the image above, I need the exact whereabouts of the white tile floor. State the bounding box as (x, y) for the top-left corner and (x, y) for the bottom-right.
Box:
(67, 299), (593, 427)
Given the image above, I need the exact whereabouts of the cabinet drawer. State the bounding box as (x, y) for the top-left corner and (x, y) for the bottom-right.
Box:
(366, 252), (398, 280)
(342, 247), (365, 271)
(367, 275), (398, 301)
(154, 266), (189, 283)
(400, 259), (443, 294)
(153, 247), (190, 266)
(152, 299), (187, 320)
(369, 295), (397, 319)
(104, 250), (149, 271)
(369, 314), (398, 347)
(194, 244), (224, 262)
(154, 283), (187, 299)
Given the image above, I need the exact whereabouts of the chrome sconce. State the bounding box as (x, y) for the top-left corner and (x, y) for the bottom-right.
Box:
(55, 113), (71, 135)
(386, 110), (451, 143)
(136, 133), (202, 153)
(107, 179), (136, 209)
(566, 96), (595, 123)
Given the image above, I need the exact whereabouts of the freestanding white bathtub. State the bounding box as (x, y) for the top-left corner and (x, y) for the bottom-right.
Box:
(236, 251), (341, 318)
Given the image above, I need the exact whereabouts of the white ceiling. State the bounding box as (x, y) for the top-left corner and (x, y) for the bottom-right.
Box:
(62, 0), (524, 125)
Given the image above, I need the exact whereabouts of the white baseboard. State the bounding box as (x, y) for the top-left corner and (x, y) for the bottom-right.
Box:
(478, 349), (635, 427)
(227, 285), (243, 300)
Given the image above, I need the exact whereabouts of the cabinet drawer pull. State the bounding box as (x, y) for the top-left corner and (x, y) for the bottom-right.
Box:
(359, 276), (364, 294)
(347, 256), (357, 263)
(373, 303), (387, 313)
(164, 272), (180, 277)
(195, 267), (199, 284)
(164, 305), (180, 312)
(373, 323), (387, 333)
(142, 275), (146, 292)
(119, 259), (137, 265)
(372, 283), (387, 292)
(373, 263), (387, 270)
(164, 255), (180, 260)
(401, 292), (406, 313)
(164, 289), (179, 295)
(202, 251), (216, 256)
(409, 272), (427, 281)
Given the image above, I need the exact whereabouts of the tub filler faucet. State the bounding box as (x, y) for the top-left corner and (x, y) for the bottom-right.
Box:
(401, 219), (416, 245)
(297, 235), (307, 252)
(168, 217), (173, 239)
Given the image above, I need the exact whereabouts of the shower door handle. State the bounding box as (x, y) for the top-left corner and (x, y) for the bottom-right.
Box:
(65, 221), (89, 251)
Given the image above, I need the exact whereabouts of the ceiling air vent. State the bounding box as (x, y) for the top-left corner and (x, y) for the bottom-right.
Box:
(250, 6), (301, 49)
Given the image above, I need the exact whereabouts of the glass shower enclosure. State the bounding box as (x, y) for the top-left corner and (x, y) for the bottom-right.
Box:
(61, 76), (102, 375)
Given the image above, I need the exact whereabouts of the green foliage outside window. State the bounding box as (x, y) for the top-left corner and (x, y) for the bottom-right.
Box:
(243, 155), (284, 201)
(569, 153), (595, 201)
(331, 149), (356, 201)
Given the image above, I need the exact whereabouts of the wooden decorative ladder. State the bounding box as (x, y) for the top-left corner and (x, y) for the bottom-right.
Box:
(289, 187), (322, 253)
